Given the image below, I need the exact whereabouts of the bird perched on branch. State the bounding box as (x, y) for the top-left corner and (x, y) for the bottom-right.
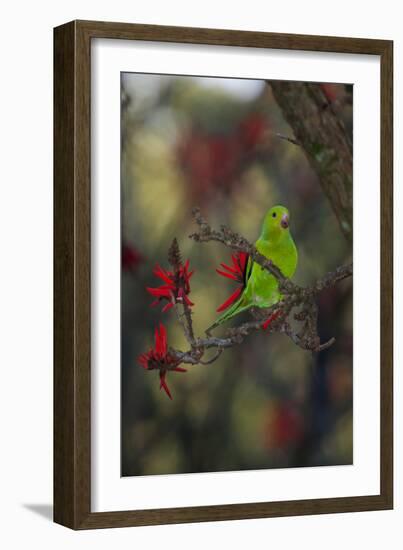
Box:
(209, 205), (298, 330)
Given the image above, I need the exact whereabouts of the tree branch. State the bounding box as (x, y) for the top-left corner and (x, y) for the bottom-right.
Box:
(161, 211), (353, 369)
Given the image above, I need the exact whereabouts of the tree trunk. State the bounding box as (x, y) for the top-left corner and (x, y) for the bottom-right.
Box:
(269, 81), (353, 242)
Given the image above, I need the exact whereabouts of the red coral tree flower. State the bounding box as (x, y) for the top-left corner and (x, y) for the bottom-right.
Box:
(238, 112), (269, 153)
(137, 324), (186, 399)
(146, 257), (194, 313)
(122, 242), (143, 272)
(216, 251), (249, 312)
(262, 310), (282, 330)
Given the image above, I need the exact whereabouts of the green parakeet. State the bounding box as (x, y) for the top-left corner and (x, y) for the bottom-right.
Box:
(209, 205), (298, 330)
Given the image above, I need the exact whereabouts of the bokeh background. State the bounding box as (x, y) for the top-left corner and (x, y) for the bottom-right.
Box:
(121, 73), (353, 477)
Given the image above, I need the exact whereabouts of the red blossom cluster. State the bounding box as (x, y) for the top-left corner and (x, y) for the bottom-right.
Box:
(320, 83), (346, 104)
(122, 242), (143, 272)
(264, 401), (305, 450)
(238, 113), (269, 152)
(138, 242), (194, 399)
(146, 260), (194, 313)
(177, 112), (270, 201)
(138, 324), (187, 400)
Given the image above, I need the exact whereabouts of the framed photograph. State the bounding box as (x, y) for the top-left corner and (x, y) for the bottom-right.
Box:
(54, 20), (393, 529)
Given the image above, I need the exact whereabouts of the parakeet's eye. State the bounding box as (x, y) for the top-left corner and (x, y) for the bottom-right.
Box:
(272, 212), (277, 218)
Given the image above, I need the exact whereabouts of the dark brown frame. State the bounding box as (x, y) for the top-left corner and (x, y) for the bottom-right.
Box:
(54, 20), (393, 530)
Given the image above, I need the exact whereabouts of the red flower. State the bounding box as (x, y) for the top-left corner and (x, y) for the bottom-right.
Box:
(146, 260), (194, 313)
(262, 310), (282, 330)
(264, 402), (304, 450)
(320, 83), (345, 104)
(238, 113), (269, 152)
(216, 252), (249, 312)
(176, 113), (270, 205)
(177, 132), (241, 198)
(122, 243), (143, 272)
(138, 324), (186, 399)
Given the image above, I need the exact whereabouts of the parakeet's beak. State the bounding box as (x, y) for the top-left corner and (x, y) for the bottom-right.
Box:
(281, 213), (289, 229)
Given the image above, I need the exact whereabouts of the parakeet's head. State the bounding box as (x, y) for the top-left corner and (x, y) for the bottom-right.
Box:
(261, 205), (291, 239)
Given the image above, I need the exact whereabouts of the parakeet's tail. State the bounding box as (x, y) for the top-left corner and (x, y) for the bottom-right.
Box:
(206, 295), (254, 333)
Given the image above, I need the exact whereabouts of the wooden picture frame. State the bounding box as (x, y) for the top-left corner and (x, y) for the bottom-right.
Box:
(54, 19), (393, 529)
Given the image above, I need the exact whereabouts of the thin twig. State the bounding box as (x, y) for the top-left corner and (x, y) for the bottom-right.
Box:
(173, 299), (194, 347)
(275, 132), (301, 146)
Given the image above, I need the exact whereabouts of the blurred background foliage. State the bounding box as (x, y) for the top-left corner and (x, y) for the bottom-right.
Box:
(121, 73), (353, 476)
